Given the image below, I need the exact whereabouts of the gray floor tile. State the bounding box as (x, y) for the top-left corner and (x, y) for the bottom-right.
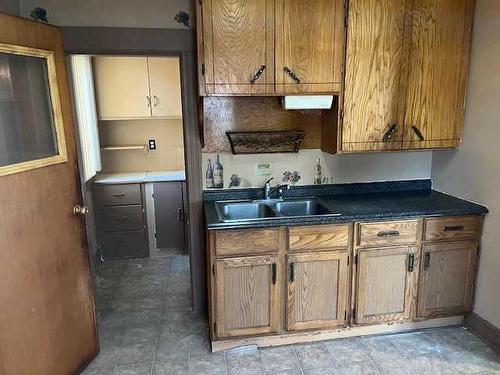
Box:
(188, 353), (226, 375)
(359, 335), (405, 362)
(155, 338), (189, 362)
(324, 338), (368, 364)
(114, 362), (153, 375)
(189, 331), (211, 358)
(226, 349), (264, 375)
(116, 341), (155, 366)
(446, 350), (500, 374)
(260, 346), (300, 373)
(153, 358), (188, 375)
(293, 343), (333, 370)
(302, 366), (340, 375)
(122, 323), (159, 345)
(336, 361), (381, 375)
(81, 366), (115, 375)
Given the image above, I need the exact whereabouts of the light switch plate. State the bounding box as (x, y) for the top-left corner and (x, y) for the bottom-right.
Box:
(255, 163), (272, 176)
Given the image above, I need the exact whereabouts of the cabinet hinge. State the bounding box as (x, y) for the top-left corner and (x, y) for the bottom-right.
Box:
(212, 264), (215, 276)
(477, 245), (480, 256)
(354, 254), (358, 265)
(154, 232), (157, 238)
(340, 109), (344, 121)
(347, 255), (350, 266)
(201, 63), (206, 75)
(352, 308), (356, 319)
(344, 310), (347, 320)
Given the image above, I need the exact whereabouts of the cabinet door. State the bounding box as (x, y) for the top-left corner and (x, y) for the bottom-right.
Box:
(148, 58), (182, 118)
(417, 242), (477, 318)
(356, 246), (417, 324)
(403, 0), (474, 149)
(93, 56), (151, 119)
(275, 0), (344, 94)
(153, 182), (185, 250)
(215, 255), (279, 338)
(201, 0), (275, 95)
(287, 251), (348, 331)
(342, 0), (408, 152)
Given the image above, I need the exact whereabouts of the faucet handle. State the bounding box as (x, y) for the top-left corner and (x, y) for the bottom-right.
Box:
(264, 177), (274, 186)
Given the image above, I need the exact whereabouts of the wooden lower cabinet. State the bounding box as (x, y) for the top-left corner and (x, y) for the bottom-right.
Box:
(417, 241), (477, 318)
(286, 251), (348, 331)
(355, 246), (417, 324)
(215, 255), (279, 338)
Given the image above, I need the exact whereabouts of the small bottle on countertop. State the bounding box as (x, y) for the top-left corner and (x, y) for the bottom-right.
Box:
(206, 159), (214, 189)
(314, 158), (322, 185)
(213, 154), (224, 188)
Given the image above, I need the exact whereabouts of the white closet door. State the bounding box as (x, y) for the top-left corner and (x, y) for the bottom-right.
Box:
(93, 56), (151, 120)
(148, 57), (182, 118)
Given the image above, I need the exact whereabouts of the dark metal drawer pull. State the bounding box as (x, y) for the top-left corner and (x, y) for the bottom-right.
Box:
(411, 126), (425, 141)
(112, 193), (125, 197)
(289, 262), (295, 283)
(377, 230), (400, 238)
(407, 254), (415, 272)
(112, 216), (128, 221)
(284, 66), (301, 84)
(271, 263), (277, 285)
(424, 251), (431, 271)
(382, 124), (397, 142)
(443, 225), (465, 232)
(250, 65), (266, 84)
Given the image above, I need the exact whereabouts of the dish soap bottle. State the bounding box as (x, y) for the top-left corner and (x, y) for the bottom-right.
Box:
(314, 158), (322, 185)
(213, 154), (224, 188)
(206, 159), (214, 189)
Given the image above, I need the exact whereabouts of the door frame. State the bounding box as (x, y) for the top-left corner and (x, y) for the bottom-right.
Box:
(62, 27), (206, 313)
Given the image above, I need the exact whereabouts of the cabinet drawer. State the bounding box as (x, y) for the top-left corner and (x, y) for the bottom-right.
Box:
(214, 229), (280, 257)
(94, 184), (142, 207)
(100, 230), (148, 260)
(289, 225), (349, 251)
(424, 216), (482, 241)
(97, 206), (145, 232)
(357, 220), (419, 247)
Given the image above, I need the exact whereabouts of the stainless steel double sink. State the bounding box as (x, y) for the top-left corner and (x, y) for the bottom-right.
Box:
(215, 198), (341, 222)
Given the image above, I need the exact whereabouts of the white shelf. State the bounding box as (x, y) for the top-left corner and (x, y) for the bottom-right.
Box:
(100, 145), (147, 151)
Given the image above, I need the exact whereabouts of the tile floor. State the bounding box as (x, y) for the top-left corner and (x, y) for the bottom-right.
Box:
(83, 256), (500, 375)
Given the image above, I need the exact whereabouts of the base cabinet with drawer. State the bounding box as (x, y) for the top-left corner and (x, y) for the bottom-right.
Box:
(207, 215), (484, 350)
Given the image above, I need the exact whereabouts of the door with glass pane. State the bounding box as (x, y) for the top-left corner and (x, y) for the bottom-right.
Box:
(0, 13), (97, 375)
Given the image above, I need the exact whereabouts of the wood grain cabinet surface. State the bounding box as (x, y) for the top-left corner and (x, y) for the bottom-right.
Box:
(197, 0), (344, 95)
(341, 0), (474, 152)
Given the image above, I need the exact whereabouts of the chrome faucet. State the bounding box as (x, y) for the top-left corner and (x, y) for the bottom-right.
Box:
(264, 178), (289, 200)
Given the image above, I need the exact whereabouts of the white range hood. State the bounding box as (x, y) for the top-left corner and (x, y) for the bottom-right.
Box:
(282, 95), (334, 110)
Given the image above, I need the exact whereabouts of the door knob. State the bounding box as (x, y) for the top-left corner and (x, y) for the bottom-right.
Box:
(73, 205), (89, 216)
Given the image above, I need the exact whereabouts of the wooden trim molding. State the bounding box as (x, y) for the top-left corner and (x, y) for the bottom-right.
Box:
(465, 312), (500, 354)
(0, 43), (68, 177)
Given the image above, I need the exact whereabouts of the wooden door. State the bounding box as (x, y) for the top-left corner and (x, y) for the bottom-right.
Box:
(275, 0), (344, 94)
(356, 246), (417, 324)
(148, 57), (183, 118)
(417, 242), (477, 318)
(0, 14), (97, 375)
(402, 0), (474, 149)
(287, 251), (348, 331)
(342, 0), (409, 152)
(93, 56), (151, 119)
(201, 0), (275, 95)
(215, 255), (279, 338)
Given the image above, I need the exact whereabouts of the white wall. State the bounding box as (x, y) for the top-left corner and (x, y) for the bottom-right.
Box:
(0, 0), (20, 15)
(432, 0), (500, 328)
(20, 0), (193, 28)
(203, 150), (432, 189)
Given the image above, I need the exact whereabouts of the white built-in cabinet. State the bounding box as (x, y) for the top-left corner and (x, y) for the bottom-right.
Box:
(93, 56), (182, 120)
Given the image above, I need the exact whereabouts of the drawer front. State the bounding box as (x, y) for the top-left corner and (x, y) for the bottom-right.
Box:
(97, 206), (145, 232)
(289, 225), (350, 251)
(94, 184), (142, 207)
(215, 229), (280, 257)
(100, 230), (148, 260)
(424, 216), (483, 241)
(357, 220), (419, 247)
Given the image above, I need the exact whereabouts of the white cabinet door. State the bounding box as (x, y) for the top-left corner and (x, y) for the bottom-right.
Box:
(93, 56), (151, 119)
(148, 57), (182, 118)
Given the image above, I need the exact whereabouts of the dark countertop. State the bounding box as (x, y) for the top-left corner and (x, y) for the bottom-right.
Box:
(204, 180), (489, 230)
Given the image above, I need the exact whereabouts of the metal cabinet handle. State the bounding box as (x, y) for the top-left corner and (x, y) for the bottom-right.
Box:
(289, 262), (295, 282)
(407, 254), (415, 272)
(382, 124), (397, 142)
(112, 216), (128, 221)
(411, 126), (425, 141)
(424, 251), (431, 271)
(250, 65), (266, 84)
(146, 96), (151, 108)
(112, 193), (125, 197)
(377, 230), (400, 238)
(284, 66), (301, 84)
(153, 95), (159, 107)
(177, 208), (184, 222)
(443, 225), (465, 232)
(271, 263), (277, 285)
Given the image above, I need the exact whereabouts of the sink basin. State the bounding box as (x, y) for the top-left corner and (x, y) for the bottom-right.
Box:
(216, 201), (277, 222)
(272, 199), (339, 217)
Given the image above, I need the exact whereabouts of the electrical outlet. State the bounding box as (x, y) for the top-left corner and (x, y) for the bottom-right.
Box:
(148, 139), (156, 150)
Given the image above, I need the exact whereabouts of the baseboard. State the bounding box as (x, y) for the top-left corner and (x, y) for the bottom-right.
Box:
(465, 312), (500, 353)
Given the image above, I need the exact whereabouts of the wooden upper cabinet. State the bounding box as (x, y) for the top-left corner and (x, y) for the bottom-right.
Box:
(200, 0), (275, 95)
(403, 0), (474, 149)
(342, 0), (409, 152)
(286, 251), (348, 331)
(148, 58), (182, 118)
(356, 246), (417, 324)
(275, 0), (344, 94)
(215, 255), (279, 338)
(417, 242), (477, 318)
